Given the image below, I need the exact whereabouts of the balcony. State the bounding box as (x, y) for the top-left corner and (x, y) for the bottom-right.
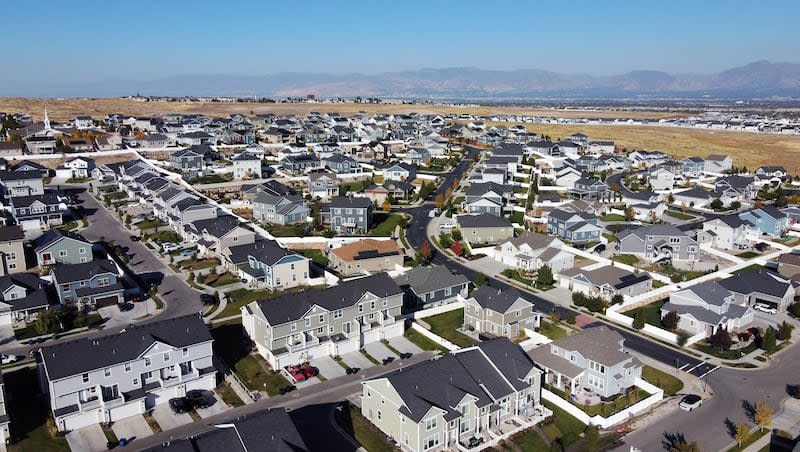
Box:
(286, 336), (320, 353)
(79, 397), (101, 411)
(102, 395), (124, 409)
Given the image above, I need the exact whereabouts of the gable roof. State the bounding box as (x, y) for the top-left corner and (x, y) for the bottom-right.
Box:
(505, 231), (557, 251)
(190, 215), (243, 239)
(33, 229), (89, 253)
(469, 285), (531, 313)
(719, 269), (794, 298)
(457, 214), (511, 229)
(227, 240), (301, 267)
(560, 266), (650, 290)
(0, 225), (25, 242)
(394, 266), (469, 295)
(534, 326), (629, 366)
(330, 196), (371, 209)
(51, 259), (117, 283)
(681, 281), (732, 306)
(330, 239), (401, 262)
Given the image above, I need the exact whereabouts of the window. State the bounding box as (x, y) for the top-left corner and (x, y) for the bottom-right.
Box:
(182, 347), (188, 357)
(144, 357), (151, 367)
(370, 301), (375, 310)
(377, 410), (382, 420)
(104, 368), (111, 378)
(445, 287), (451, 296)
(516, 310), (520, 317)
(133, 378), (139, 386)
(304, 318), (311, 327)
(8, 252), (15, 260)
(425, 418), (437, 431)
(8, 264), (15, 270)
(82, 373), (89, 383)
(97, 278), (110, 287)
(358, 304), (363, 313)
(291, 322), (297, 331)
(333, 310), (343, 319)
(319, 314), (324, 324)
(124, 363), (131, 372)
(79, 247), (86, 254)
(163, 352), (170, 362)
(59, 250), (68, 257)
(424, 434), (440, 450)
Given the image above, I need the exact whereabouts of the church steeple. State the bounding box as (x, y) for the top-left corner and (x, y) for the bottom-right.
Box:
(44, 108), (51, 130)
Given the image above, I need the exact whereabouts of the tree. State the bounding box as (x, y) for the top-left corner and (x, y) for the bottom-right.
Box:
(789, 302), (800, 318)
(451, 240), (463, 256)
(451, 229), (462, 241)
(632, 310), (645, 330)
(382, 199), (391, 212)
(761, 327), (777, 353)
(667, 193), (675, 204)
(669, 439), (701, 452)
(435, 194), (445, 209)
(710, 198), (723, 210)
(531, 175), (539, 195)
(416, 240), (432, 264)
(584, 425), (600, 445)
(611, 294), (624, 305)
(566, 311), (576, 325)
(35, 309), (60, 336)
(730, 200), (741, 210)
(624, 205), (635, 221)
(754, 401), (774, 432)
(474, 272), (488, 286)
(709, 327), (732, 350)
(536, 264), (553, 287)
(734, 423), (749, 448)
(662, 311), (679, 330)
(778, 321), (794, 341)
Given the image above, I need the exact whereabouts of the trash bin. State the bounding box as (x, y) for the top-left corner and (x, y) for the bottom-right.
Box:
(119, 438), (128, 447)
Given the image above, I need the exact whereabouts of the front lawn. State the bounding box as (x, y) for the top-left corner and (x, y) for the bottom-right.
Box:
(135, 218), (166, 230)
(541, 400), (586, 447)
(641, 365), (684, 396)
(613, 254), (640, 265)
(188, 174), (231, 184)
(736, 251), (759, 259)
(216, 381), (245, 407)
(665, 210), (696, 221)
(179, 257), (219, 271)
(501, 268), (534, 286)
(510, 429), (549, 451)
(219, 288), (274, 318)
(335, 402), (395, 452)
(200, 272), (240, 287)
(264, 223), (309, 237)
(693, 341), (759, 360)
(211, 323), (291, 394)
(149, 230), (181, 244)
(369, 212), (406, 237)
(509, 211), (525, 224)
(293, 248), (329, 267)
(539, 320), (568, 340)
(14, 313), (104, 341)
(6, 367), (70, 452)
(622, 299), (667, 328)
(423, 309), (478, 347)
(731, 263), (764, 275)
(726, 428), (769, 452)
(600, 214), (626, 222)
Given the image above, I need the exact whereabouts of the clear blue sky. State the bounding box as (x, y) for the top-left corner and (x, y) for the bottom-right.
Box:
(3, 0), (798, 84)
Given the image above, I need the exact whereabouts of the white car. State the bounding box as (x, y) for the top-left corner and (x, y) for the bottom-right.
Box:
(439, 222), (455, 230)
(679, 394), (702, 411)
(754, 303), (777, 315)
(1, 355), (22, 365)
(161, 242), (181, 253)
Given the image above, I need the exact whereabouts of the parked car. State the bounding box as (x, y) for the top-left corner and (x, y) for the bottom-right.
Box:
(179, 248), (197, 257)
(200, 294), (216, 306)
(162, 242), (181, 253)
(754, 303), (777, 315)
(1, 354), (22, 365)
(168, 397), (192, 414)
(129, 235), (141, 241)
(186, 390), (213, 409)
(593, 244), (606, 254)
(285, 364), (317, 382)
(345, 367), (360, 375)
(382, 357), (395, 365)
(679, 394), (703, 411)
(399, 352), (413, 359)
(279, 385), (296, 395)
(117, 302), (133, 312)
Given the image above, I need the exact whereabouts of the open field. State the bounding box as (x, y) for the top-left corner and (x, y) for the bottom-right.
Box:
(0, 97), (685, 122)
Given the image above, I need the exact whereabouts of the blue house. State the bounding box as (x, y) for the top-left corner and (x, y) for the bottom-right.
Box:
(738, 206), (788, 237)
(50, 259), (124, 308)
(323, 154), (361, 174)
(546, 208), (602, 243)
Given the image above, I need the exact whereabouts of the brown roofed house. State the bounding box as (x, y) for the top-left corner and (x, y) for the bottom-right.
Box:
(328, 239), (403, 276)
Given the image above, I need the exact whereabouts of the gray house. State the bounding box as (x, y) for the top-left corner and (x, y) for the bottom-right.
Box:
(527, 326), (643, 399)
(463, 182), (511, 217)
(223, 240), (311, 290)
(570, 177), (608, 200)
(307, 172), (339, 200)
(0, 170), (45, 198)
(280, 154), (320, 175)
(327, 196), (373, 235)
(51, 259), (123, 308)
(617, 224), (699, 262)
(34, 230), (93, 266)
(241, 273), (404, 368)
(323, 154), (361, 174)
(546, 208), (602, 243)
(719, 269), (797, 312)
(463, 286), (540, 339)
(232, 152), (262, 180)
(252, 193), (309, 225)
(558, 266), (652, 301)
(361, 339), (544, 452)
(170, 148), (204, 173)
(0, 272), (52, 322)
(457, 214), (514, 245)
(394, 266), (470, 309)
(10, 192), (63, 230)
(38, 314), (215, 432)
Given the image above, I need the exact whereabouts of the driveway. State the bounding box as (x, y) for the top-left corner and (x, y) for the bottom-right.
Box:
(98, 299), (158, 329)
(151, 402), (193, 431)
(364, 342), (398, 362)
(195, 393), (231, 419)
(387, 336), (424, 356)
(111, 414), (153, 443)
(462, 255), (509, 276)
(294, 376), (322, 389)
(340, 351), (375, 370)
(310, 355), (346, 379)
(65, 424), (108, 452)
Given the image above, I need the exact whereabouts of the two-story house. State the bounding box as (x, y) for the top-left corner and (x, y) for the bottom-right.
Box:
(252, 194), (309, 225)
(33, 229), (93, 267)
(463, 286), (540, 339)
(280, 154), (320, 175)
(241, 273), (404, 368)
(463, 182), (512, 217)
(361, 339), (544, 452)
(393, 266), (470, 309)
(704, 154), (733, 173)
(223, 240), (310, 290)
(232, 152), (262, 180)
(777, 251), (800, 278)
(0, 170), (44, 198)
(51, 259), (124, 308)
(38, 314), (215, 432)
(10, 192), (63, 230)
(558, 266), (653, 301)
(323, 154), (361, 174)
(186, 216), (256, 257)
(570, 177), (609, 200)
(738, 206), (788, 237)
(661, 281), (754, 337)
(307, 172), (339, 200)
(719, 269), (798, 312)
(0, 226), (26, 275)
(697, 215), (757, 250)
(63, 157), (96, 179)
(617, 224), (699, 262)
(680, 157), (705, 178)
(647, 168), (676, 191)
(328, 239), (403, 276)
(714, 175), (756, 203)
(383, 163), (416, 182)
(170, 148), (205, 175)
(0, 272), (52, 323)
(546, 208), (602, 243)
(326, 196), (373, 235)
(494, 232), (574, 274)
(457, 214), (514, 245)
(527, 326), (643, 399)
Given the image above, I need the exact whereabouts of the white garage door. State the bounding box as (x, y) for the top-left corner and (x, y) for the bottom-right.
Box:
(109, 402), (143, 423)
(362, 329), (381, 344)
(63, 410), (101, 431)
(0, 311), (11, 326)
(335, 339), (360, 355)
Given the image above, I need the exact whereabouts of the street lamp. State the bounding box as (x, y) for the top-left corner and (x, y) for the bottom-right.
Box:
(214, 424), (247, 452)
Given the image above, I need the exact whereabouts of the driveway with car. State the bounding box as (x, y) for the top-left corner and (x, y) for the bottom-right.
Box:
(65, 424), (108, 452)
(340, 351), (375, 370)
(310, 355), (346, 379)
(151, 402), (193, 431)
(364, 342), (398, 363)
(195, 394), (231, 419)
(111, 414), (153, 443)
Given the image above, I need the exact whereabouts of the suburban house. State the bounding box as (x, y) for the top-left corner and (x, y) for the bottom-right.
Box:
(383, 163), (416, 181)
(719, 269), (798, 312)
(10, 192), (64, 230)
(33, 229), (93, 267)
(307, 172), (339, 200)
(704, 154), (733, 173)
(570, 177), (608, 200)
(185, 216), (256, 257)
(322, 154), (361, 174)
(38, 315), (215, 432)
(393, 265), (470, 309)
(328, 239), (403, 276)
(555, 167), (582, 188)
(661, 282), (754, 337)
(241, 273), (404, 368)
(280, 154), (320, 175)
(362, 180), (416, 204)
(0, 170), (45, 198)
(232, 152), (262, 180)
(616, 224), (699, 262)
(648, 168), (675, 191)
(527, 326), (643, 399)
(481, 168), (507, 184)
(463, 182), (511, 217)
(326, 196), (373, 235)
(51, 259), (124, 308)
(754, 166), (787, 184)
(697, 215), (757, 250)
(738, 206), (788, 237)
(558, 266), (653, 300)
(360, 339), (544, 452)
(680, 157), (705, 178)
(63, 157), (96, 179)
(629, 201), (667, 223)
(0, 273), (52, 322)
(777, 251), (800, 278)
(494, 232), (574, 274)
(546, 208), (602, 243)
(463, 286), (540, 339)
(0, 226), (26, 275)
(252, 193), (309, 225)
(456, 214), (514, 245)
(223, 240), (310, 290)
(170, 148), (205, 174)
(714, 175), (756, 202)
(672, 188), (715, 209)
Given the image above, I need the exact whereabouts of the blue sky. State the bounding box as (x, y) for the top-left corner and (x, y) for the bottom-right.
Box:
(3, 0), (798, 84)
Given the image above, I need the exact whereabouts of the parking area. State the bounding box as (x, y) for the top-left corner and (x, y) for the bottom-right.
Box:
(463, 255), (509, 277)
(111, 414), (153, 443)
(196, 393), (232, 419)
(310, 355), (347, 379)
(151, 402), (193, 431)
(340, 351), (375, 370)
(98, 300), (158, 329)
(364, 342), (398, 362)
(293, 375), (322, 389)
(66, 424), (108, 452)
(387, 336), (424, 356)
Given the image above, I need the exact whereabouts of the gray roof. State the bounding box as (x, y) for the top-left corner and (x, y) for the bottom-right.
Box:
(527, 345), (585, 378)
(470, 285), (531, 313)
(539, 326), (630, 367)
(662, 301), (750, 325)
(51, 259), (117, 283)
(227, 240), (302, 267)
(457, 214), (511, 229)
(10, 192), (60, 208)
(720, 269), (793, 298)
(40, 314), (211, 380)
(465, 182), (509, 197)
(33, 229), (89, 253)
(561, 266), (650, 290)
(393, 266), (469, 296)
(255, 273), (402, 325)
(0, 225), (25, 242)
(617, 224), (690, 241)
(232, 151), (260, 161)
(0, 272), (45, 293)
(330, 196), (371, 209)
(190, 215), (242, 239)
(681, 281), (732, 307)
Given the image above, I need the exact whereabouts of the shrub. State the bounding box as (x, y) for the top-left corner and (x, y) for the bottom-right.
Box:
(611, 294), (624, 305)
(761, 327), (777, 353)
(677, 331), (689, 346)
(566, 312), (576, 325)
(662, 311), (679, 330)
(632, 310), (645, 330)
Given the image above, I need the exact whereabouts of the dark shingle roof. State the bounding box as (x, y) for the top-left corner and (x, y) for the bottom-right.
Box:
(330, 196), (371, 209)
(0, 225), (25, 241)
(720, 269), (793, 298)
(470, 285), (531, 313)
(393, 266), (469, 295)
(51, 259), (117, 283)
(457, 214), (511, 229)
(227, 240), (300, 266)
(33, 229), (89, 253)
(191, 215), (242, 239)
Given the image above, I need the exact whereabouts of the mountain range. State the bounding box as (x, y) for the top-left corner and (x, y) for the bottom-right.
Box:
(7, 60), (800, 99)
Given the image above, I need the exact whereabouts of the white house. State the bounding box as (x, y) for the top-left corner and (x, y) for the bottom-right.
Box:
(494, 232), (574, 274)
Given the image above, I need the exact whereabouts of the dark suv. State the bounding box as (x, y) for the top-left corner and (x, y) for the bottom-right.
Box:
(186, 390), (213, 409)
(168, 397), (192, 414)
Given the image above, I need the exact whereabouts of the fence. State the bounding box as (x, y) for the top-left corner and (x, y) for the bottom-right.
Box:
(403, 299), (465, 320)
(409, 322), (459, 351)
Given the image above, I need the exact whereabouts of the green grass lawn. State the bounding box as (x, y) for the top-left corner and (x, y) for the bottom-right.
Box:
(731, 263), (764, 275)
(335, 402), (395, 452)
(666, 210), (696, 221)
(6, 367), (70, 452)
(369, 212), (406, 237)
(57, 221), (78, 232)
(424, 309), (478, 347)
(188, 174), (231, 184)
(501, 268), (534, 286)
(613, 254), (640, 265)
(601, 213), (626, 222)
(135, 218), (166, 230)
(293, 248), (329, 267)
(510, 429), (549, 451)
(202, 272), (240, 287)
(541, 400), (586, 447)
(149, 230), (181, 244)
(539, 320), (568, 340)
(652, 280), (667, 289)
(735, 251), (759, 259)
(339, 179), (371, 194)
(179, 257), (219, 271)
(603, 232), (618, 243)
(216, 381), (245, 407)
(694, 341), (760, 360)
(510, 211), (525, 224)
(404, 328), (450, 354)
(641, 365), (684, 396)
(211, 323), (291, 394)
(219, 288), (274, 318)
(14, 313), (104, 341)
(622, 299), (667, 328)
(726, 428), (769, 452)
(264, 223), (309, 237)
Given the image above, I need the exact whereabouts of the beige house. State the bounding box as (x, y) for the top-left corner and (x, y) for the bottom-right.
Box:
(185, 216), (256, 257)
(494, 232), (574, 274)
(463, 286), (541, 339)
(328, 239), (403, 276)
(361, 339), (545, 452)
(559, 266), (653, 301)
(777, 252), (800, 278)
(456, 214), (514, 245)
(0, 226), (27, 276)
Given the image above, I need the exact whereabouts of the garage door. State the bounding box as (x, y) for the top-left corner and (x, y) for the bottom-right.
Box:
(335, 338), (360, 355)
(63, 410), (101, 431)
(0, 311), (11, 326)
(362, 329), (381, 344)
(95, 295), (119, 308)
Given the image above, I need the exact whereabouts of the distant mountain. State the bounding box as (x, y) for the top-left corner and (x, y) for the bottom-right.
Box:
(6, 61), (800, 98)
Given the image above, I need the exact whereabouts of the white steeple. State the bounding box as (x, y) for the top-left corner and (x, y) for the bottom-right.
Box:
(44, 108), (51, 130)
